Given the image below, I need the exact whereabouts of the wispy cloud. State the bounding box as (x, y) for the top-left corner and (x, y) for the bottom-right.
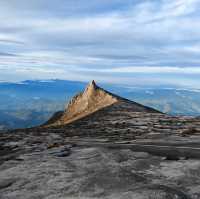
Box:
(81, 66), (200, 74)
(0, 0), (200, 87)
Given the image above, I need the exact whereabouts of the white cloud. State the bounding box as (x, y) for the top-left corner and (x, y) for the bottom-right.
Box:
(0, 0), (200, 88)
(98, 66), (200, 74)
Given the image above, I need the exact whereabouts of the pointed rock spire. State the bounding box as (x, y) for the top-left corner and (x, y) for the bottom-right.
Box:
(85, 80), (97, 90)
(45, 80), (118, 126)
(44, 80), (161, 127)
(91, 80), (96, 87)
(84, 80), (98, 97)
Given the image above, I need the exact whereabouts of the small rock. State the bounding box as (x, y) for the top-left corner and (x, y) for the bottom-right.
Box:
(0, 179), (15, 190)
(54, 146), (71, 157)
(47, 142), (61, 149)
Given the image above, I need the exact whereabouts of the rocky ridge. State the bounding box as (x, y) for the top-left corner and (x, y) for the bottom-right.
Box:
(45, 80), (159, 127)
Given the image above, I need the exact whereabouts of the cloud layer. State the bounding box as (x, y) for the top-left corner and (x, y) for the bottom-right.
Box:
(0, 0), (200, 88)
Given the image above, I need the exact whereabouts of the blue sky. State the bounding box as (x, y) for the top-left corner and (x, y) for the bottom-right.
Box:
(0, 0), (200, 88)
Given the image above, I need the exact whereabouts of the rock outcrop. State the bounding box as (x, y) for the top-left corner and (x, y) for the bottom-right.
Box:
(45, 80), (159, 126)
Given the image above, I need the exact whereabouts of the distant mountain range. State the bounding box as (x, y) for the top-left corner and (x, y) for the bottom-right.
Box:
(0, 79), (200, 129)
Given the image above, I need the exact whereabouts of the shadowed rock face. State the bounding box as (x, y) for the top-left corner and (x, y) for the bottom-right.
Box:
(45, 80), (159, 127)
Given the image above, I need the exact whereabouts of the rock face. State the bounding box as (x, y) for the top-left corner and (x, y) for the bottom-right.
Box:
(45, 80), (159, 126)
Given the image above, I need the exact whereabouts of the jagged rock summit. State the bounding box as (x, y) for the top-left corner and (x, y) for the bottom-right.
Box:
(45, 80), (159, 126)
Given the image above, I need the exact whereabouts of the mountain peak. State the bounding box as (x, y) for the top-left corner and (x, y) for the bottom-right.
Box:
(89, 80), (97, 87)
(84, 80), (98, 95)
(45, 81), (118, 126)
(44, 81), (160, 127)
